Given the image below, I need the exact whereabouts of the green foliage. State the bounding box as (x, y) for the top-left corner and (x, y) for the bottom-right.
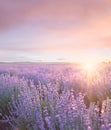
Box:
(0, 91), (11, 115)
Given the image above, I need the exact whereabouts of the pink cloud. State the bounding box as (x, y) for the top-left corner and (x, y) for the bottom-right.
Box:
(0, 0), (111, 52)
(0, 0), (111, 30)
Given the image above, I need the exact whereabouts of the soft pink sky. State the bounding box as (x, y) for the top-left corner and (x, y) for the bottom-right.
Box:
(0, 0), (111, 62)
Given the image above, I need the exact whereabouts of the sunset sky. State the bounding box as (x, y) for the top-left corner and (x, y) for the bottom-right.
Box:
(0, 0), (111, 63)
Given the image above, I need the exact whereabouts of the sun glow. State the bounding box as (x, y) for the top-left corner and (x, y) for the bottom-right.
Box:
(83, 63), (97, 72)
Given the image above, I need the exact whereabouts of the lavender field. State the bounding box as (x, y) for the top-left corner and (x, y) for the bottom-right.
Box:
(0, 63), (111, 130)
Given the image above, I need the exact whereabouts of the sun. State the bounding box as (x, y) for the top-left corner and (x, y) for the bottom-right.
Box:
(84, 64), (94, 71)
(83, 63), (96, 72)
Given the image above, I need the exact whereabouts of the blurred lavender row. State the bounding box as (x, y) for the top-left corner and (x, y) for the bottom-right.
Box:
(0, 63), (111, 130)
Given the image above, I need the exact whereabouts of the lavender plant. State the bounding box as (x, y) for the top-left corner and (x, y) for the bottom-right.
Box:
(0, 63), (111, 130)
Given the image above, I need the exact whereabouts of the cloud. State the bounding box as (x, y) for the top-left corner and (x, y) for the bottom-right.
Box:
(0, 0), (111, 30)
(0, 0), (111, 56)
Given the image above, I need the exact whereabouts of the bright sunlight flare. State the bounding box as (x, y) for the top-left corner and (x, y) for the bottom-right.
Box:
(83, 63), (97, 72)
